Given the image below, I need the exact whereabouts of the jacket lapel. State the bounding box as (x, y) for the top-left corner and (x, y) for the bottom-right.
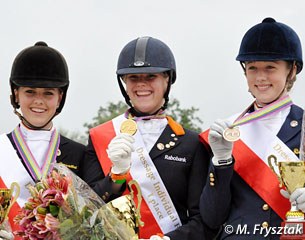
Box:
(56, 135), (68, 161)
(277, 105), (303, 143)
(149, 125), (182, 160)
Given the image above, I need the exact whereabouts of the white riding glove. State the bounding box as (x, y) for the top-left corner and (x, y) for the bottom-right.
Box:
(107, 133), (135, 174)
(209, 119), (233, 166)
(0, 230), (14, 240)
(280, 188), (305, 212)
(139, 235), (170, 240)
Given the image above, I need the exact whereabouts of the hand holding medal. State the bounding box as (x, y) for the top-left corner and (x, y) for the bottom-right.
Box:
(108, 115), (138, 176)
(209, 119), (234, 165)
(108, 116), (137, 175)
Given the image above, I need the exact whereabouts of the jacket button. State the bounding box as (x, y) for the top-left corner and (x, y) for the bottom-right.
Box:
(290, 120), (298, 128)
(57, 149), (61, 156)
(209, 172), (215, 187)
(261, 221), (269, 228)
(294, 148), (300, 154)
(262, 204), (269, 211)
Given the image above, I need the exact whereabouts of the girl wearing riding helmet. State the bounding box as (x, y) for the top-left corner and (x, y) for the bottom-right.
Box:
(81, 37), (214, 240)
(0, 42), (85, 237)
(199, 17), (303, 239)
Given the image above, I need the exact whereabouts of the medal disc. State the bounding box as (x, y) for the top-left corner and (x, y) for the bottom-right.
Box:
(223, 127), (240, 142)
(120, 119), (137, 135)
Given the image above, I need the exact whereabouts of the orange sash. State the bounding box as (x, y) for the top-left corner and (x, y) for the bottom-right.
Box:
(200, 130), (290, 220)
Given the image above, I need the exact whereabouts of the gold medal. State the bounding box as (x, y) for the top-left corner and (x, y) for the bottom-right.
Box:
(223, 127), (240, 142)
(120, 119), (137, 135)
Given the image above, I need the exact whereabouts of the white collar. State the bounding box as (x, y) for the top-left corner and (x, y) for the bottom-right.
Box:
(19, 123), (54, 141)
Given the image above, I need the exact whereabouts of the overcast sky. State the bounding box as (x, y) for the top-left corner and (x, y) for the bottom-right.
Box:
(1, 0), (305, 138)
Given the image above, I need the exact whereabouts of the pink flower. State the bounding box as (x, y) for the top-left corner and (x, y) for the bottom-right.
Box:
(14, 169), (72, 239)
(45, 213), (60, 231)
(47, 171), (71, 194)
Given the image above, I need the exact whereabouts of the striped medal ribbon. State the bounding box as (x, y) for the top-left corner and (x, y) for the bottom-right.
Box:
(223, 95), (293, 142)
(12, 126), (60, 182)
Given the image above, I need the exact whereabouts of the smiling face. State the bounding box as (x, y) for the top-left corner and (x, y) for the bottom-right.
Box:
(14, 87), (63, 129)
(245, 61), (296, 107)
(124, 73), (169, 114)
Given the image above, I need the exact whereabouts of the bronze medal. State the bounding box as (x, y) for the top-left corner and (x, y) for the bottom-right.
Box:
(120, 119), (137, 135)
(223, 127), (240, 142)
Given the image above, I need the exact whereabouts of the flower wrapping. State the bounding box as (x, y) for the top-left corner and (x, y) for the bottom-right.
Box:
(14, 163), (140, 240)
(0, 219), (14, 239)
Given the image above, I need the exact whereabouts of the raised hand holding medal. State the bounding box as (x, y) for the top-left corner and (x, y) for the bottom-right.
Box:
(112, 109), (167, 174)
(108, 113), (138, 175)
(209, 119), (234, 165)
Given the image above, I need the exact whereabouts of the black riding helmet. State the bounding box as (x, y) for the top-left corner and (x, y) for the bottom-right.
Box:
(236, 17), (303, 74)
(10, 41), (69, 129)
(116, 36), (176, 116)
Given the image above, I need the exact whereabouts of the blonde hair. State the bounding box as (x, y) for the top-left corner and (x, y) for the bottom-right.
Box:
(286, 61), (297, 92)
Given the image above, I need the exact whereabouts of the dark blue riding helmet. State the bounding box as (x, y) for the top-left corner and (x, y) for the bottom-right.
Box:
(117, 36), (176, 83)
(236, 17), (303, 74)
(116, 37), (176, 112)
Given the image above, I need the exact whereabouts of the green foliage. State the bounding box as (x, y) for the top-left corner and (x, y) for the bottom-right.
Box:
(59, 128), (88, 145)
(167, 98), (203, 133)
(83, 101), (128, 134)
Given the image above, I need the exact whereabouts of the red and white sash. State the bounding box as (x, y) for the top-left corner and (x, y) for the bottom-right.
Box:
(200, 113), (295, 220)
(90, 114), (182, 237)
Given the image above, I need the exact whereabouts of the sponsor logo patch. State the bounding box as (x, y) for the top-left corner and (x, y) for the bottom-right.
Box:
(164, 154), (187, 163)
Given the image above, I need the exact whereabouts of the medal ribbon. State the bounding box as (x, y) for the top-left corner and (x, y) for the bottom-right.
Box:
(12, 126), (60, 181)
(231, 95), (293, 127)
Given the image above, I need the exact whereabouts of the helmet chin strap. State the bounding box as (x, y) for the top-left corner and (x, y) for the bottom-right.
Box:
(127, 84), (170, 117)
(118, 71), (173, 117)
(14, 108), (57, 130)
(129, 107), (163, 117)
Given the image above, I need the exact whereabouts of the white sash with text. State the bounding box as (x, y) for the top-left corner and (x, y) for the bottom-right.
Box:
(112, 114), (182, 233)
(228, 112), (300, 175)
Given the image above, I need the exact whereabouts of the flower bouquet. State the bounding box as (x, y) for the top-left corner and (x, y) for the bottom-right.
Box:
(14, 163), (142, 240)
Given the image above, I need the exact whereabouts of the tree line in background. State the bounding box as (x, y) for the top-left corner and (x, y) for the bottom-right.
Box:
(60, 98), (203, 144)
